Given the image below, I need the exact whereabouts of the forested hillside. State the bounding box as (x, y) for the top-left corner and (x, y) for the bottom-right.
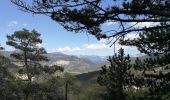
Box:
(0, 0), (170, 100)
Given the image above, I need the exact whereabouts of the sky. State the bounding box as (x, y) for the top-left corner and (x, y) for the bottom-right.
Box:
(0, 0), (143, 56)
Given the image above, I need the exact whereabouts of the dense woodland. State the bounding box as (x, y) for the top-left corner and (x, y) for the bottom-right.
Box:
(0, 0), (170, 100)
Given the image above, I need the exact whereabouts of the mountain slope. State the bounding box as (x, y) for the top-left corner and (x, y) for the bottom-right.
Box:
(0, 51), (150, 74)
(77, 55), (108, 64)
(0, 51), (106, 73)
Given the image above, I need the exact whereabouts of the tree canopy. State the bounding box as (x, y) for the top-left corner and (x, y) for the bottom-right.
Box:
(121, 27), (170, 99)
(120, 27), (170, 56)
(6, 28), (49, 81)
(11, 0), (170, 43)
(97, 48), (133, 100)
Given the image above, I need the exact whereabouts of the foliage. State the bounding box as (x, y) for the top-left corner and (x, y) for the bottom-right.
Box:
(5, 29), (66, 100)
(1, 78), (65, 100)
(97, 48), (133, 100)
(6, 28), (49, 81)
(120, 27), (170, 99)
(11, 0), (170, 41)
(0, 49), (18, 100)
(44, 65), (64, 74)
(120, 28), (170, 56)
(22, 78), (65, 100)
(62, 72), (77, 100)
(75, 84), (106, 100)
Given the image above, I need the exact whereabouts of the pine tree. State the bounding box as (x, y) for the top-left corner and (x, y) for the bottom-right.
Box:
(6, 28), (48, 82)
(11, 0), (170, 41)
(120, 28), (170, 99)
(120, 28), (170, 56)
(97, 48), (133, 100)
(2, 29), (66, 100)
(5, 29), (60, 100)
(63, 73), (76, 100)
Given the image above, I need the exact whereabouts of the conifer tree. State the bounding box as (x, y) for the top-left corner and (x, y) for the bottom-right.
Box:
(120, 28), (170, 56)
(0, 44), (18, 99)
(121, 28), (170, 99)
(6, 28), (48, 81)
(11, 0), (170, 41)
(97, 48), (133, 100)
(63, 73), (75, 100)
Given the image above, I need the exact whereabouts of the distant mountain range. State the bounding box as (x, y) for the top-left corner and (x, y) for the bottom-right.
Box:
(76, 55), (108, 64)
(0, 51), (148, 74)
(45, 52), (109, 73)
(0, 51), (108, 74)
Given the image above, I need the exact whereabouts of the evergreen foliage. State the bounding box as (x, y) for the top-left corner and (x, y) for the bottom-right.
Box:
(5, 29), (65, 100)
(11, 0), (170, 41)
(97, 48), (133, 100)
(120, 28), (170, 99)
(0, 47), (17, 100)
(6, 28), (49, 81)
(120, 28), (170, 56)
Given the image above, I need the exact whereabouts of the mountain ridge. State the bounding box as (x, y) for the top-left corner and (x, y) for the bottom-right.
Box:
(0, 51), (149, 74)
(0, 51), (107, 73)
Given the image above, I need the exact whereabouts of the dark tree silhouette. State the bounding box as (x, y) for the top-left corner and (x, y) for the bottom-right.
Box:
(63, 73), (75, 100)
(97, 48), (133, 100)
(121, 28), (170, 99)
(11, 0), (170, 42)
(120, 28), (170, 56)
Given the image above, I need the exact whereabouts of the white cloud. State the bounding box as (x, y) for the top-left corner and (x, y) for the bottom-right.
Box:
(83, 43), (109, 49)
(105, 21), (117, 26)
(23, 23), (27, 26)
(110, 43), (130, 51)
(36, 43), (46, 47)
(36, 43), (42, 47)
(130, 22), (160, 28)
(125, 34), (139, 40)
(8, 21), (18, 27)
(56, 43), (110, 53)
(99, 39), (107, 43)
(56, 46), (81, 52)
(54, 42), (139, 56)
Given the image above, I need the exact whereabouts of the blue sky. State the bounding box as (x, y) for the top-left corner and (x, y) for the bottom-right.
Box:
(0, 0), (142, 56)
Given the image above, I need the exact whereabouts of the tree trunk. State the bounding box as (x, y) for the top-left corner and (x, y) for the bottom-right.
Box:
(65, 82), (68, 100)
(24, 51), (31, 81)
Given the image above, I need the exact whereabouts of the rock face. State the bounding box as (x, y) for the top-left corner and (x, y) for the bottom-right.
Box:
(45, 52), (108, 73)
